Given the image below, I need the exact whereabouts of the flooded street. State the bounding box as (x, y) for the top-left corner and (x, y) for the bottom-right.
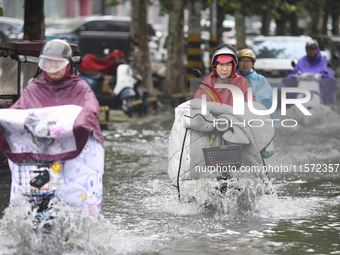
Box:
(0, 101), (340, 254)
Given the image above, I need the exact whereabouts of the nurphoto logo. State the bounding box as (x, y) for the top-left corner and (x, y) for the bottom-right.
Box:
(200, 84), (312, 116)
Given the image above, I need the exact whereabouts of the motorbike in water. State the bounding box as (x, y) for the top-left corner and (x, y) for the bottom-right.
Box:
(295, 71), (322, 108)
(167, 70), (276, 214)
(283, 62), (339, 126)
(78, 50), (148, 117)
(0, 105), (105, 236)
(0, 41), (104, 245)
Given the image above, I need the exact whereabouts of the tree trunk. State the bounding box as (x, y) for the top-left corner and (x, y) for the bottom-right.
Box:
(209, 0), (218, 73)
(321, 0), (331, 35)
(130, 0), (154, 96)
(235, 10), (246, 50)
(23, 0), (45, 40)
(331, 0), (340, 35)
(331, 12), (339, 35)
(275, 8), (287, 35)
(216, 5), (224, 45)
(261, 11), (271, 36)
(164, 0), (186, 96)
(186, 0), (203, 83)
(289, 12), (300, 35)
(310, 15), (324, 35)
(307, 1), (326, 35)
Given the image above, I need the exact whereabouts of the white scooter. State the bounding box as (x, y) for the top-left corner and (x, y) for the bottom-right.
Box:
(111, 62), (145, 115)
(296, 71), (322, 109)
(287, 71), (330, 126)
(78, 52), (147, 117)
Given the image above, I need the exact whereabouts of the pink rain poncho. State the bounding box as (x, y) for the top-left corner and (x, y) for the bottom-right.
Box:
(0, 68), (105, 213)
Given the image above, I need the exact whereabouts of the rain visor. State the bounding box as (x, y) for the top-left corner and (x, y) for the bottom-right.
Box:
(38, 55), (69, 73)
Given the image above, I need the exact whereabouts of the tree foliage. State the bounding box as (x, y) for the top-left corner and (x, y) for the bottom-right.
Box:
(206, 0), (339, 38)
(105, 0), (340, 97)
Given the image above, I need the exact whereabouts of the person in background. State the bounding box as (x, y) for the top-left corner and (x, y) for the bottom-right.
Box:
(236, 48), (275, 119)
(194, 43), (256, 105)
(283, 39), (338, 104)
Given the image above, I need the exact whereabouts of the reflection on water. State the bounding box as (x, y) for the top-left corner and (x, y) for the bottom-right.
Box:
(0, 106), (340, 254)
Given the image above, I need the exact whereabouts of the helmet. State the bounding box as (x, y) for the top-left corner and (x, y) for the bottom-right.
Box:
(211, 43), (238, 67)
(306, 40), (319, 50)
(211, 44), (238, 77)
(238, 49), (256, 62)
(38, 39), (72, 73)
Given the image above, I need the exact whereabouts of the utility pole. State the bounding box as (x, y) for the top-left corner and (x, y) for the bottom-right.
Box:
(101, 0), (106, 15)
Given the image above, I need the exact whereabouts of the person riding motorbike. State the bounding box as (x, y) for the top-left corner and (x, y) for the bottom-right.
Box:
(169, 44), (275, 201)
(236, 49), (275, 119)
(282, 39), (338, 104)
(193, 44), (274, 160)
(0, 39), (105, 213)
(194, 43), (256, 105)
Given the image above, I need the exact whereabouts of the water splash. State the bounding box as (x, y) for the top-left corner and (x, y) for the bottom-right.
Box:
(175, 176), (277, 218)
(255, 195), (322, 219)
(286, 104), (339, 127)
(0, 198), (117, 255)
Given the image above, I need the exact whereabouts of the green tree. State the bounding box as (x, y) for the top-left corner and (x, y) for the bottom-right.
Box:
(275, 0), (340, 36)
(207, 0), (264, 49)
(207, 0), (303, 44)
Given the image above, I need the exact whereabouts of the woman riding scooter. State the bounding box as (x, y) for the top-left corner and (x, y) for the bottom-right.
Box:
(0, 39), (105, 214)
(194, 43), (256, 105)
(168, 44), (275, 202)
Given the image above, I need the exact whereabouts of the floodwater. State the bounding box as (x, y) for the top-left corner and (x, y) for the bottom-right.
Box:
(0, 100), (340, 255)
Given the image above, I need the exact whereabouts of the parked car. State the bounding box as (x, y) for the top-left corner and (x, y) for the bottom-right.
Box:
(0, 16), (23, 40)
(45, 15), (157, 58)
(45, 18), (72, 29)
(250, 35), (313, 89)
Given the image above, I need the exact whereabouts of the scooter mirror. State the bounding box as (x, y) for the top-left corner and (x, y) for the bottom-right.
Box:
(192, 68), (202, 78)
(291, 60), (296, 68)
